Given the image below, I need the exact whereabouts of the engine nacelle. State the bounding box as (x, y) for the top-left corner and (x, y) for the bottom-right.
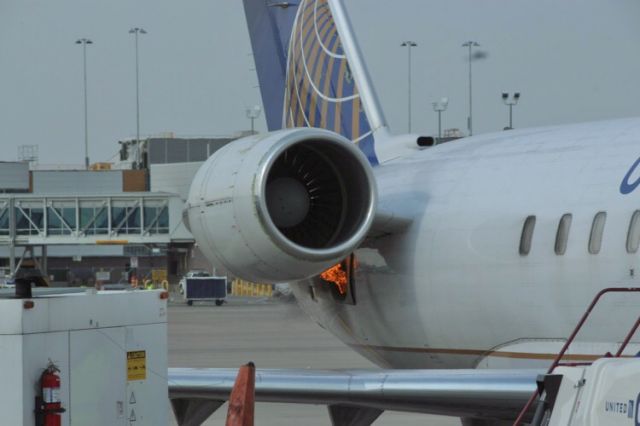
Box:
(185, 128), (377, 283)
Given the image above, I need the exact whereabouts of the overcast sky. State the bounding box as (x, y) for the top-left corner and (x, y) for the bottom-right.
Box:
(1, 0), (639, 165)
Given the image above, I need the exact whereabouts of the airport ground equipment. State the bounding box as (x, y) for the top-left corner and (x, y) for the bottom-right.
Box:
(184, 276), (227, 306)
(529, 358), (640, 425)
(178, 270), (211, 295)
(514, 287), (640, 425)
(0, 288), (168, 425)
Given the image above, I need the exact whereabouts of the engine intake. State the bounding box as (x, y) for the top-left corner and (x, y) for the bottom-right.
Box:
(186, 128), (377, 283)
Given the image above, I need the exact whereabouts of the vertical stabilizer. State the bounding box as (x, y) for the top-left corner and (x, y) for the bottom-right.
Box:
(243, 0), (387, 165)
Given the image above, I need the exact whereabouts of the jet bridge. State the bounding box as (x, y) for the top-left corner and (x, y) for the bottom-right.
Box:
(0, 193), (186, 277)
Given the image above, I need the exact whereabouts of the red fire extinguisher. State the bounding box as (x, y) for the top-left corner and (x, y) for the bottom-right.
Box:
(36, 361), (65, 426)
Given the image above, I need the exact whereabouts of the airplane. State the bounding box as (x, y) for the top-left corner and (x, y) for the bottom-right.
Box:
(170, 0), (640, 424)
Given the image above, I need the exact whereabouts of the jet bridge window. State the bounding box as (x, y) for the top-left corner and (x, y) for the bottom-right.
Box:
(519, 215), (536, 256)
(627, 210), (640, 253)
(15, 203), (44, 236)
(588, 211), (607, 255)
(47, 201), (76, 236)
(555, 213), (572, 255)
(80, 201), (109, 235)
(0, 202), (9, 236)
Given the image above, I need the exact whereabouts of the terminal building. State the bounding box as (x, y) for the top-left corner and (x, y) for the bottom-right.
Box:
(0, 134), (242, 286)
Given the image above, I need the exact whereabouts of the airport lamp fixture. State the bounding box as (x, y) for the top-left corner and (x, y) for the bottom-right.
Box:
(75, 38), (93, 170)
(129, 28), (147, 169)
(432, 97), (449, 139)
(502, 92), (521, 130)
(246, 105), (262, 134)
(462, 41), (480, 136)
(401, 41), (418, 133)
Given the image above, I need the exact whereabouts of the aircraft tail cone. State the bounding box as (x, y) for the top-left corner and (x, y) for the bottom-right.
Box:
(225, 362), (256, 426)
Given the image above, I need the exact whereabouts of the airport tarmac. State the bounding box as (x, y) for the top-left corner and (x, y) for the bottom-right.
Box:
(167, 296), (458, 426)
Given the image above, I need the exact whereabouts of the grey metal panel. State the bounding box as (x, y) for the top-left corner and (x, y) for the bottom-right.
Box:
(0, 245), (124, 257)
(150, 163), (203, 200)
(32, 171), (122, 194)
(207, 139), (232, 157)
(0, 162), (29, 190)
(147, 138), (235, 165)
(168, 368), (539, 421)
(148, 139), (167, 164)
(167, 140), (188, 163)
(188, 140), (207, 162)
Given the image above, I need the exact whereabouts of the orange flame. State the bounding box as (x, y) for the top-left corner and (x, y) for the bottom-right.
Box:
(320, 262), (348, 295)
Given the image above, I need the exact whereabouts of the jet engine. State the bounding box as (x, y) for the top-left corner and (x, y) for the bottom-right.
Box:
(185, 128), (377, 283)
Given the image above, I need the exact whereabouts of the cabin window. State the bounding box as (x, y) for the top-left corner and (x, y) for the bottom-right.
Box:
(555, 213), (572, 255)
(519, 215), (536, 256)
(588, 212), (607, 254)
(627, 210), (640, 253)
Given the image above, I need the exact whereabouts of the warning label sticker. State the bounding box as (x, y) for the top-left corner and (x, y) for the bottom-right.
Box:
(127, 351), (146, 381)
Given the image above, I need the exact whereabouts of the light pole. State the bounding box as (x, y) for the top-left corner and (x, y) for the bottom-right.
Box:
(501, 92), (521, 130)
(401, 41), (417, 133)
(129, 27), (147, 168)
(462, 40), (480, 136)
(246, 105), (262, 134)
(76, 38), (93, 170)
(432, 97), (449, 139)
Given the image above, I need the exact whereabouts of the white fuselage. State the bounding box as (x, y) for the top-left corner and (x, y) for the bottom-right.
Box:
(292, 117), (640, 370)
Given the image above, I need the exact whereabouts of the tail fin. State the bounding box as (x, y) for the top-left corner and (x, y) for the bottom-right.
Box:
(243, 0), (387, 165)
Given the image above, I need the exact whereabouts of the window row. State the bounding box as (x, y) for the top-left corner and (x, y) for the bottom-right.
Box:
(520, 210), (640, 256)
(0, 204), (169, 236)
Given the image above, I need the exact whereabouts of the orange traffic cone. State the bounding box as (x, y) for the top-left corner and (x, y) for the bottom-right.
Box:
(225, 362), (255, 426)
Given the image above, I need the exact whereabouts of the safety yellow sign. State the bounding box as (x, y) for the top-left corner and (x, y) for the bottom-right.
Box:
(127, 351), (146, 381)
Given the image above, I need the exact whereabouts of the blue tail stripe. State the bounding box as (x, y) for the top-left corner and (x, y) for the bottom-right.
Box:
(243, 0), (378, 166)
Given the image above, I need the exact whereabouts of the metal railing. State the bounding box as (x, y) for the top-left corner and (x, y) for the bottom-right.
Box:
(513, 287), (640, 425)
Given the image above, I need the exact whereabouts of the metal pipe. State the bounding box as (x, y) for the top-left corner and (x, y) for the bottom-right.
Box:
(509, 104), (513, 129)
(462, 41), (479, 136)
(408, 46), (412, 132)
(401, 41), (417, 133)
(129, 28), (147, 168)
(135, 32), (140, 165)
(467, 44), (472, 135)
(9, 197), (16, 276)
(615, 315), (640, 357)
(41, 245), (47, 277)
(83, 42), (89, 169)
(76, 38), (92, 169)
